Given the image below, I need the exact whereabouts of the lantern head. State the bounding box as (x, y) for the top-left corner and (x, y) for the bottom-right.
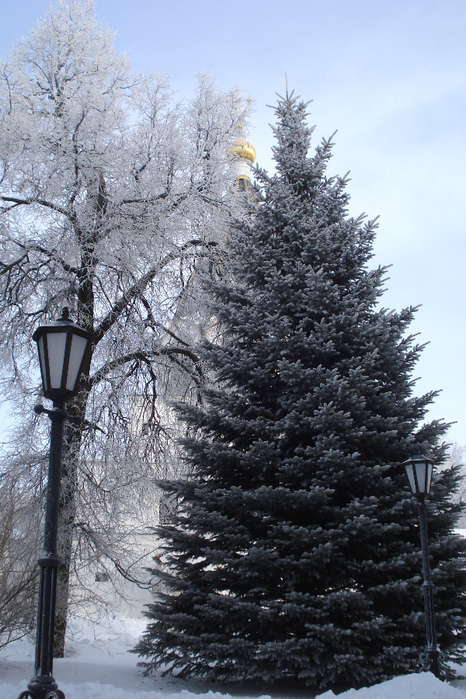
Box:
(33, 307), (92, 402)
(404, 455), (434, 497)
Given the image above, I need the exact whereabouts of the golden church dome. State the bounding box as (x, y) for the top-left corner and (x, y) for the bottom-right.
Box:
(229, 141), (256, 164)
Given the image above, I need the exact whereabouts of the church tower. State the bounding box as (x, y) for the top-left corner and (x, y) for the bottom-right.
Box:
(161, 137), (257, 346)
(229, 140), (256, 192)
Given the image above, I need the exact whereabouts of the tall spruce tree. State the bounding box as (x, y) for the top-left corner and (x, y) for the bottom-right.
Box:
(135, 93), (466, 688)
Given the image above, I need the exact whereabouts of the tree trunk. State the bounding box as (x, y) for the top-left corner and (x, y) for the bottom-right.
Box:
(52, 225), (95, 658)
(53, 391), (89, 658)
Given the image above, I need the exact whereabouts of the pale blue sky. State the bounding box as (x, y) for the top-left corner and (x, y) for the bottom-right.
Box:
(1, 0), (466, 445)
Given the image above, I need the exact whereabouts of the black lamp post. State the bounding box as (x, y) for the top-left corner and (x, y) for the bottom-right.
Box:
(19, 308), (91, 699)
(404, 454), (444, 679)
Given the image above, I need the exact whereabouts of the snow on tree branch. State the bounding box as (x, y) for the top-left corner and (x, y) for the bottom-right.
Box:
(0, 0), (251, 654)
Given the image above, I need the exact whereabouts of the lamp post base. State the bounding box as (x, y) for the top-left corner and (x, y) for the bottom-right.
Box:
(18, 679), (65, 699)
(418, 646), (449, 680)
(419, 648), (440, 677)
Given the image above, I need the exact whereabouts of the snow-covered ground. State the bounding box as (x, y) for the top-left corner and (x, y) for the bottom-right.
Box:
(0, 616), (465, 699)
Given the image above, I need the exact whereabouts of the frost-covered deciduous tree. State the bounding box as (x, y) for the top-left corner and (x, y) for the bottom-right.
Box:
(0, 469), (41, 650)
(135, 92), (466, 688)
(444, 443), (466, 521)
(0, 0), (249, 654)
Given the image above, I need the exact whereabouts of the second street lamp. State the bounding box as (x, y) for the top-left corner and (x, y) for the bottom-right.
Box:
(19, 308), (91, 699)
(404, 454), (446, 679)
